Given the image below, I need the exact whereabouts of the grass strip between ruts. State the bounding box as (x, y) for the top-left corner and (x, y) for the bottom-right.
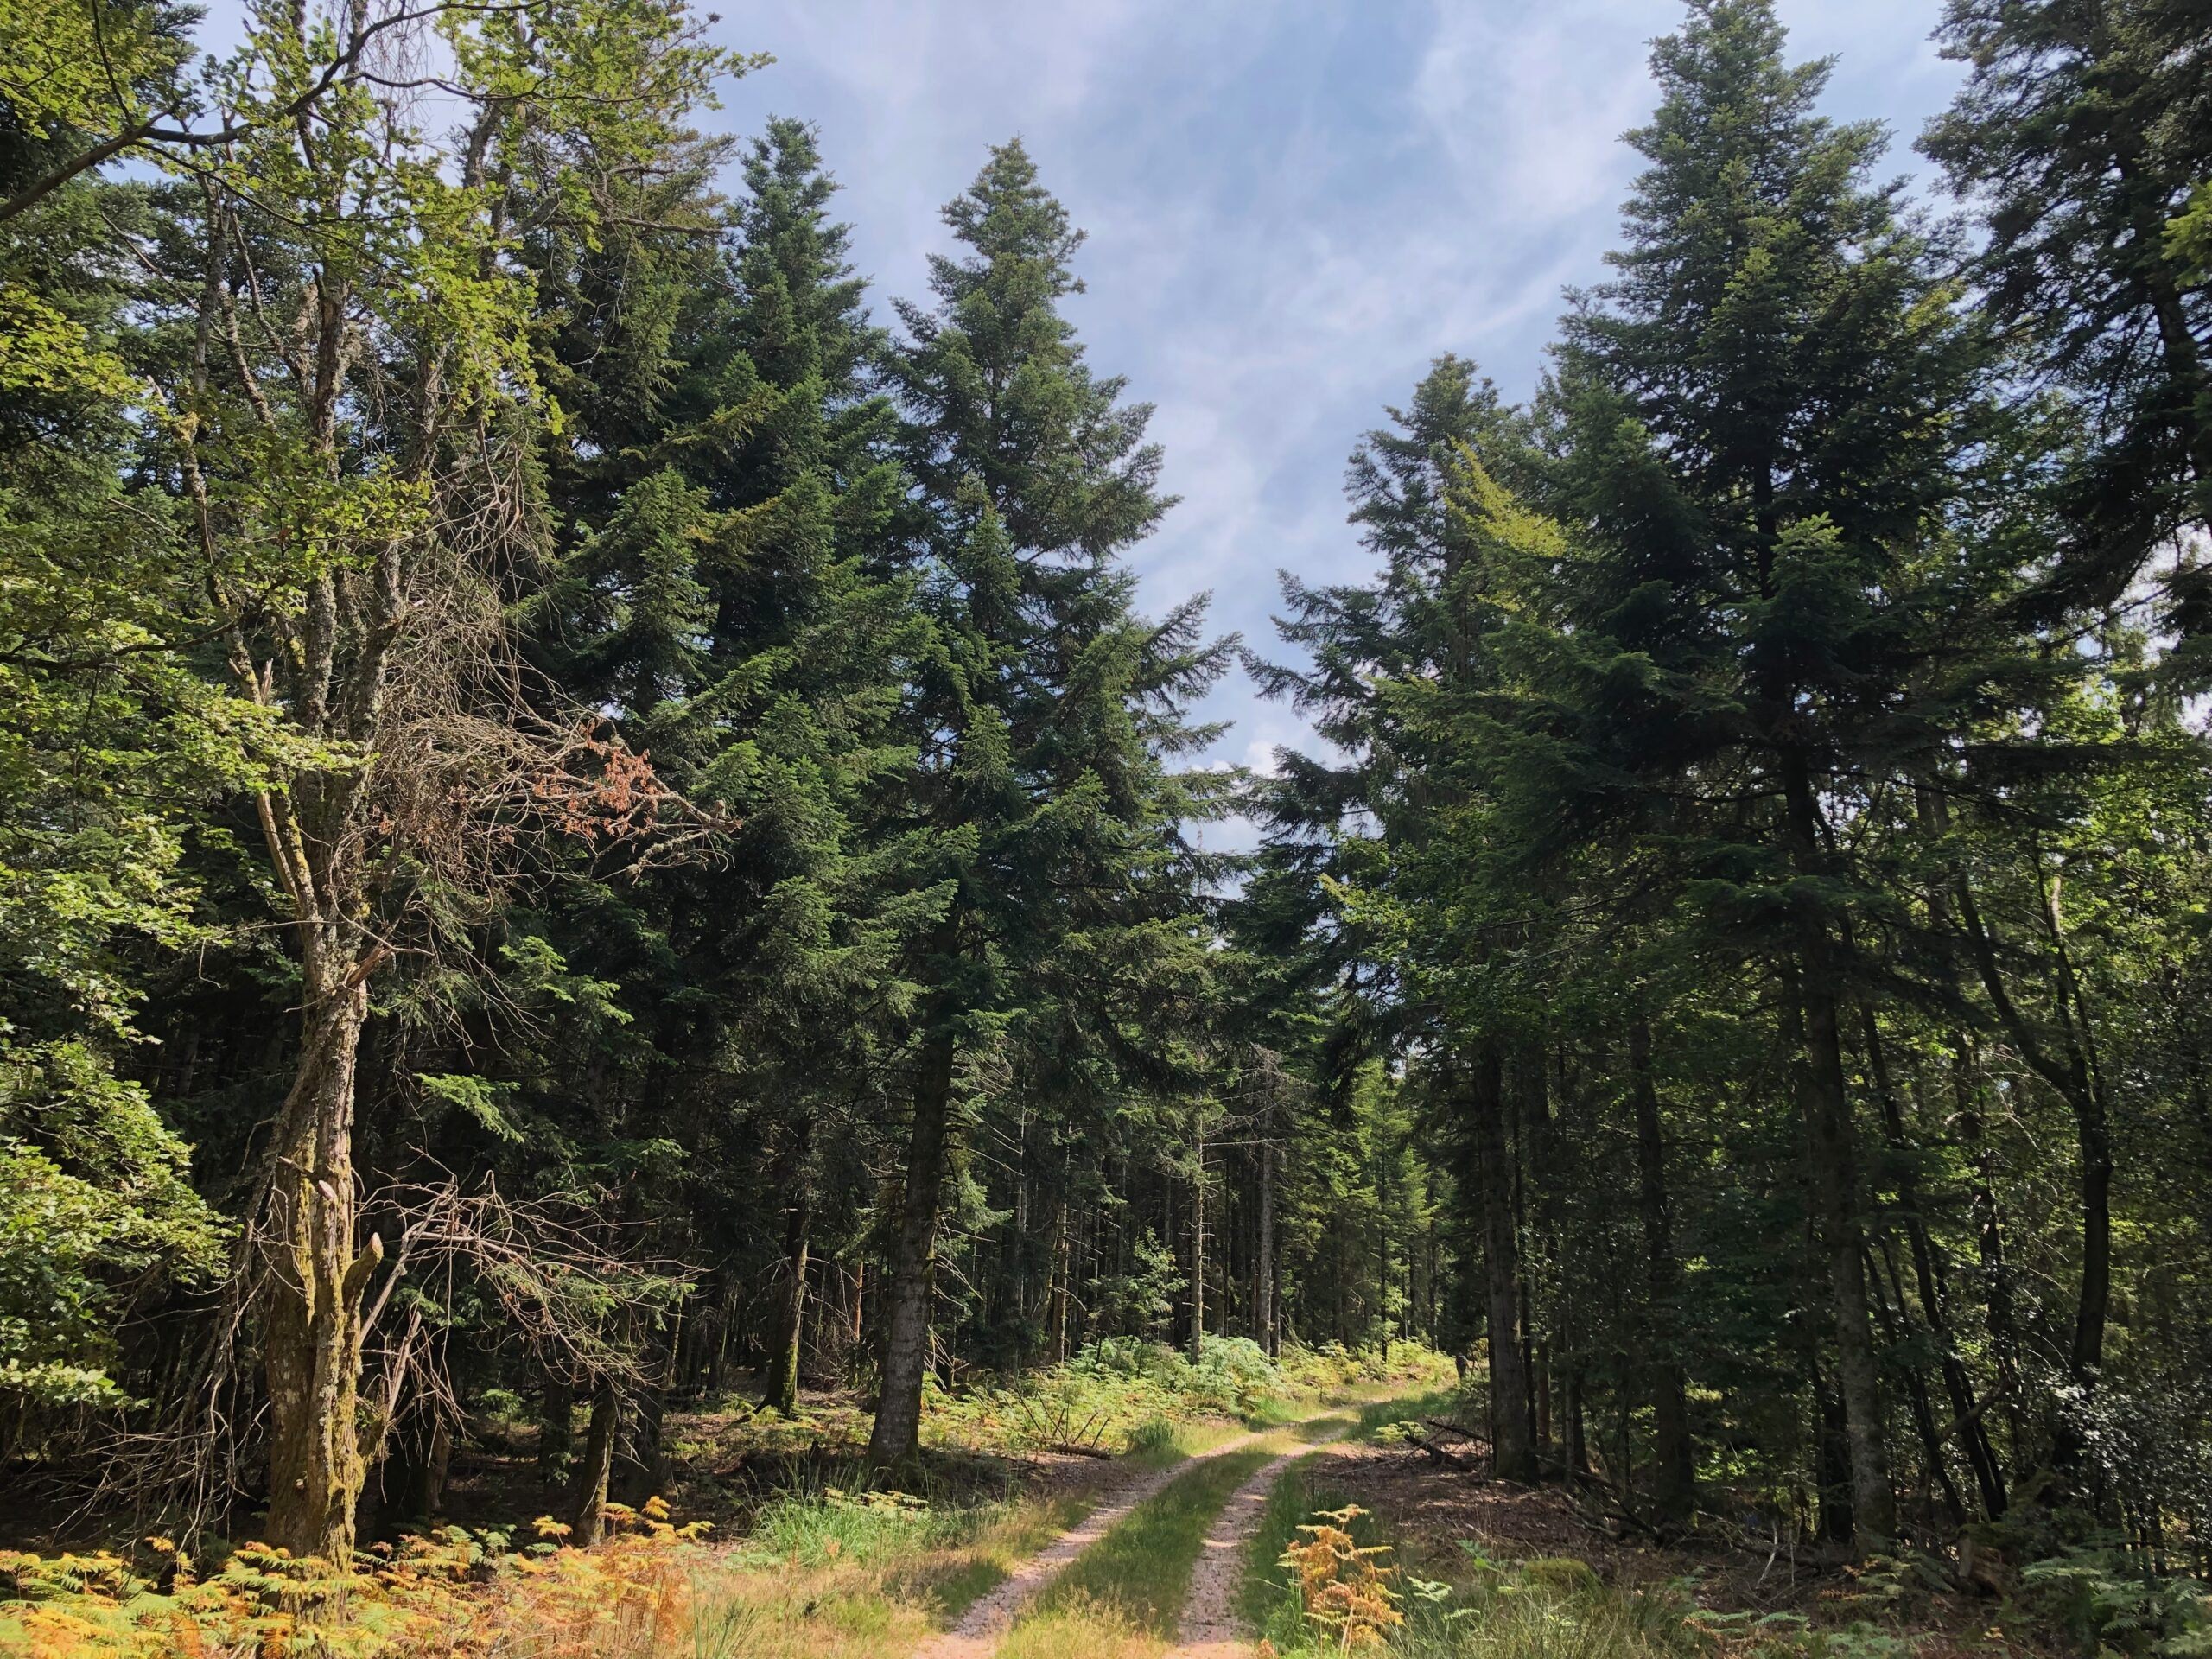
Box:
(1006, 1440), (1283, 1646)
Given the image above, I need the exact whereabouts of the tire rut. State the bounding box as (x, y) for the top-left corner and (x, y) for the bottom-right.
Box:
(1166, 1428), (1359, 1659)
(912, 1423), (1278, 1659)
(911, 1407), (1344, 1659)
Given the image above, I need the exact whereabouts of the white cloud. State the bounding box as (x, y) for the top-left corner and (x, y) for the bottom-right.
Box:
(186, 0), (1971, 780)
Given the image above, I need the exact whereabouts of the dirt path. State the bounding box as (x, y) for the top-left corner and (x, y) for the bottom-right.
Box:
(1166, 1429), (1360, 1659)
(912, 1415), (1333, 1659)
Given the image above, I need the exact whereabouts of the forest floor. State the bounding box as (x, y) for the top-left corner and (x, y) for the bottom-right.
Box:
(0, 1358), (2075, 1658)
(1223, 1403), (2060, 1659)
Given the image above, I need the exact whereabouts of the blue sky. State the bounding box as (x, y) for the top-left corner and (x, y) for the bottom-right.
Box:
(194, 0), (1969, 823)
(690, 1), (1968, 826)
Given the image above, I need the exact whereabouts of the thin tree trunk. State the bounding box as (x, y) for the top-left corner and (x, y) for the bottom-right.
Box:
(764, 1192), (811, 1417)
(1472, 1048), (1536, 1482)
(569, 1376), (619, 1546)
(1048, 1194), (1071, 1364)
(1866, 1240), (1967, 1527)
(1630, 1016), (1696, 1522)
(867, 1031), (956, 1472)
(1255, 1136), (1277, 1356)
(1189, 1126), (1206, 1363)
(1865, 1011), (2007, 1518)
(1951, 867), (2113, 1477)
(1376, 1121), (1391, 1362)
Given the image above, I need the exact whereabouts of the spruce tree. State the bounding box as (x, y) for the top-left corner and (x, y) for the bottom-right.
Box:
(867, 140), (1229, 1470)
(520, 113), (926, 1443)
(1923, 0), (2212, 656)
(1532, 0), (2001, 1549)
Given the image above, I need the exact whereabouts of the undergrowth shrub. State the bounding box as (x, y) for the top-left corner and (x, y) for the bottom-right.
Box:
(2016, 1548), (2212, 1656)
(0, 1499), (708, 1657)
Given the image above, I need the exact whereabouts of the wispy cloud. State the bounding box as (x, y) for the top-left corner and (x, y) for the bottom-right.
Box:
(191, 0), (1967, 850)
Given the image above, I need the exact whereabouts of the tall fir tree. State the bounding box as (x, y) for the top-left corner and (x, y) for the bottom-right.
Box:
(866, 140), (1230, 1470)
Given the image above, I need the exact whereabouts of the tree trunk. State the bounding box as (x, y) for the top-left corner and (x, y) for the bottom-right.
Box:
(1472, 1048), (1537, 1482)
(1189, 1128), (1206, 1363)
(1255, 1136), (1277, 1356)
(408, 1420), (452, 1523)
(569, 1375), (619, 1545)
(1629, 1016), (1697, 1522)
(764, 1194), (811, 1417)
(1952, 867), (2113, 1478)
(1815, 1366), (1857, 1548)
(264, 979), (376, 1562)
(1048, 1195), (1071, 1364)
(867, 1031), (956, 1472)
(1795, 968), (1897, 1551)
(1867, 1240), (1968, 1526)
(538, 1371), (575, 1481)
(1376, 1122), (1391, 1362)
(1783, 753), (1896, 1553)
(1864, 1010), (2007, 1518)
(1952, 1036), (2021, 1451)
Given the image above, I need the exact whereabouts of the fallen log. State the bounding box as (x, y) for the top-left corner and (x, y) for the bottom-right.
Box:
(1404, 1433), (1481, 1472)
(1423, 1418), (1487, 1445)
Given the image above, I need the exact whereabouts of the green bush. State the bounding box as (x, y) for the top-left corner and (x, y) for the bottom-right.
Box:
(2019, 1548), (2212, 1656)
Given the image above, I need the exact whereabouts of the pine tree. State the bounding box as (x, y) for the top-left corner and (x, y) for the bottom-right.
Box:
(1923, 0), (2212, 658)
(1528, 0), (2005, 1549)
(866, 140), (1230, 1470)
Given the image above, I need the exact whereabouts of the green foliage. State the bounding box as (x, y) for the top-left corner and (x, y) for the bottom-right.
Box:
(0, 1061), (222, 1408)
(2018, 1549), (2212, 1657)
(741, 1486), (1006, 1569)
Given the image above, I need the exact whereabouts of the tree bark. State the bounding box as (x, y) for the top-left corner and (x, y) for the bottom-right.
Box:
(1048, 1195), (1071, 1364)
(867, 1030), (956, 1472)
(1189, 1126), (1206, 1363)
(1255, 1135), (1277, 1356)
(263, 977), (376, 1561)
(569, 1375), (619, 1546)
(764, 1192), (811, 1417)
(1782, 753), (1897, 1553)
(1471, 1048), (1537, 1482)
(1629, 1016), (1697, 1522)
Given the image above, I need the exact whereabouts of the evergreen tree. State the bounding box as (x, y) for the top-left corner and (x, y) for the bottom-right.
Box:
(1525, 0), (2008, 1548)
(516, 111), (929, 1459)
(867, 140), (1230, 1470)
(1923, 0), (2212, 660)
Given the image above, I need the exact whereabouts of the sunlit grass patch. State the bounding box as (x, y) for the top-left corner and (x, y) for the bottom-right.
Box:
(1025, 1441), (1282, 1638)
(687, 1559), (934, 1659)
(728, 1481), (1092, 1628)
(992, 1590), (1164, 1659)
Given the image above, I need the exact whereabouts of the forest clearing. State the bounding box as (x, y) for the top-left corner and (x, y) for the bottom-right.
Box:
(3, 0), (2210, 1651)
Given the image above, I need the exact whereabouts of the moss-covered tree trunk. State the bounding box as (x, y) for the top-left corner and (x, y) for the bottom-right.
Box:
(263, 969), (376, 1560)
